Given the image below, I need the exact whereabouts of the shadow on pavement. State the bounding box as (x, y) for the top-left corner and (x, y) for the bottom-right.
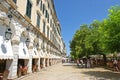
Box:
(71, 65), (120, 80)
(82, 70), (120, 80)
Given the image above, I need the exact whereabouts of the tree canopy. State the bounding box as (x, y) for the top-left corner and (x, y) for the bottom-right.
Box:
(70, 5), (120, 59)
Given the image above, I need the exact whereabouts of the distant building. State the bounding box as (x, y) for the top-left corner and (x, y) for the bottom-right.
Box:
(0, 0), (66, 79)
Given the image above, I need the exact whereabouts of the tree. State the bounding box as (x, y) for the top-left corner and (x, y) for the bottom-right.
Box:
(70, 24), (91, 59)
(70, 5), (120, 61)
(89, 20), (102, 55)
(99, 5), (120, 53)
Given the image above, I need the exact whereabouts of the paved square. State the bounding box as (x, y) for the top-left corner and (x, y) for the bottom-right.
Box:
(14, 63), (120, 80)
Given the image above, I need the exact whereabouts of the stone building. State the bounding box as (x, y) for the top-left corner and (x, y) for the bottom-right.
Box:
(0, 0), (66, 79)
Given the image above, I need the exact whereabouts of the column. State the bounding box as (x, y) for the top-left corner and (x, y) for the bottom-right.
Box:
(27, 46), (33, 73)
(37, 48), (41, 71)
(47, 58), (49, 67)
(43, 58), (46, 69)
(49, 59), (51, 66)
(27, 33), (34, 73)
(37, 58), (40, 71)
(10, 39), (19, 79)
(9, 21), (21, 79)
(51, 59), (53, 66)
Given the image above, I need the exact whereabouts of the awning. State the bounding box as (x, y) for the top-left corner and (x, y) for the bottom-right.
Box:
(0, 40), (13, 59)
(32, 48), (39, 58)
(18, 42), (29, 59)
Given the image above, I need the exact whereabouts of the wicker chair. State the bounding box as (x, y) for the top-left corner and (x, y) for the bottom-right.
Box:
(17, 68), (22, 77)
(22, 66), (28, 75)
(3, 70), (9, 80)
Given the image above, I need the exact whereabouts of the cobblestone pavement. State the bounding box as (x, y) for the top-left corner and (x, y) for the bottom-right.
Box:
(14, 63), (120, 80)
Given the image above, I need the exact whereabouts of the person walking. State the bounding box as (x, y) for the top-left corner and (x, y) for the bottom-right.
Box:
(113, 59), (119, 72)
(90, 58), (93, 68)
(80, 59), (84, 68)
(87, 59), (90, 68)
(76, 59), (80, 67)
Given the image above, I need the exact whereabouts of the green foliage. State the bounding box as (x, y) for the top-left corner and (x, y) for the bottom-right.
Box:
(100, 5), (120, 53)
(70, 5), (120, 59)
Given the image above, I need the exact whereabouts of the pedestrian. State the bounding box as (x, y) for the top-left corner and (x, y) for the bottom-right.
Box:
(62, 59), (64, 64)
(80, 59), (84, 68)
(87, 59), (90, 68)
(76, 59), (80, 67)
(90, 58), (93, 68)
(113, 59), (119, 72)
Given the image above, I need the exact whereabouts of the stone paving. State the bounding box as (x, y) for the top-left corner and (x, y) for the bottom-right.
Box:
(14, 63), (120, 80)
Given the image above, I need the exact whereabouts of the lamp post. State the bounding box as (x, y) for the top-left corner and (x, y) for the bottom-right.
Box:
(5, 28), (12, 40)
(41, 43), (45, 52)
(25, 38), (30, 46)
(36, 43), (39, 48)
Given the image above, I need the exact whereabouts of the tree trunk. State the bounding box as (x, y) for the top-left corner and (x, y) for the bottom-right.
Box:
(102, 54), (107, 66)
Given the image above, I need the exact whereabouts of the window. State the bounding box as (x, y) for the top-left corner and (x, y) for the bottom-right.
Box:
(13, 0), (17, 3)
(45, 10), (49, 23)
(45, 10), (47, 18)
(50, 9), (52, 15)
(47, 13), (49, 23)
(36, 0), (40, 5)
(42, 4), (45, 14)
(50, 19), (52, 27)
(42, 39), (45, 49)
(48, 2), (50, 9)
(26, 0), (32, 19)
(40, 1), (42, 10)
(43, 21), (46, 34)
(47, 27), (49, 38)
(36, 13), (40, 27)
(50, 33), (53, 41)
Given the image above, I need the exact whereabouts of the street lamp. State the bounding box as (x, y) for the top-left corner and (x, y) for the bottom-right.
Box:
(5, 28), (12, 40)
(41, 43), (45, 52)
(36, 43), (39, 48)
(25, 38), (30, 46)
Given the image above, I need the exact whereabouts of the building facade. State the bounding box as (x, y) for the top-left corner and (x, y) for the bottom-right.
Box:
(0, 0), (66, 79)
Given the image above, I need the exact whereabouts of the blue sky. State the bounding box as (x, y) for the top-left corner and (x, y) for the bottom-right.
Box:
(54, 0), (120, 56)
